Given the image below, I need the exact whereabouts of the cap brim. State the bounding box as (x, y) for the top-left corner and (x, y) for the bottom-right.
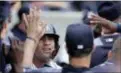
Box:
(44, 34), (59, 40)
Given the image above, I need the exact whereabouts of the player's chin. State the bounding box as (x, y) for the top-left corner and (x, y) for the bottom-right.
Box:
(43, 53), (51, 58)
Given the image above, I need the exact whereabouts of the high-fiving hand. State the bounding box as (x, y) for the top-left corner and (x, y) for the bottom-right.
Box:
(23, 7), (46, 43)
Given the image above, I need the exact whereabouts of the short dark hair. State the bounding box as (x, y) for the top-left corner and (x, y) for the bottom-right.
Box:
(98, 1), (121, 21)
(18, 1), (30, 24)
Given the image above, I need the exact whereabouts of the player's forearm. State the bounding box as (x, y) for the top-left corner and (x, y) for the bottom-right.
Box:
(106, 22), (121, 33)
(22, 38), (37, 67)
(106, 22), (117, 33)
(101, 20), (117, 33)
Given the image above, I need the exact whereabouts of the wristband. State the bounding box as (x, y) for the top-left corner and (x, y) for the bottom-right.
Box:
(26, 36), (36, 43)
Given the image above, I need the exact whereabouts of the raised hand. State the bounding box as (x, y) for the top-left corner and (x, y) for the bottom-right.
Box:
(89, 14), (113, 28)
(23, 7), (46, 43)
(22, 7), (47, 68)
(89, 14), (116, 33)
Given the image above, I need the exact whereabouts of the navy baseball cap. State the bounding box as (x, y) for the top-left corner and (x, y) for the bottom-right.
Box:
(97, 1), (121, 21)
(65, 23), (94, 54)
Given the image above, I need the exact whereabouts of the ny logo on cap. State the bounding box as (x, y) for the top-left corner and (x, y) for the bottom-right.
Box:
(105, 38), (113, 43)
(77, 45), (84, 50)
